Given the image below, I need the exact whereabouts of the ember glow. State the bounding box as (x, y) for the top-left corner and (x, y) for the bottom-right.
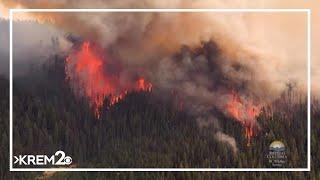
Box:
(65, 42), (152, 118)
(224, 90), (261, 146)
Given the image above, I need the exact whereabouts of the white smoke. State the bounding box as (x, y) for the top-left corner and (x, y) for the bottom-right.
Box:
(215, 131), (238, 154)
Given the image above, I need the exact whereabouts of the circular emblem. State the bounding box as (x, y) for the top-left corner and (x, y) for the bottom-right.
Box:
(269, 140), (285, 152)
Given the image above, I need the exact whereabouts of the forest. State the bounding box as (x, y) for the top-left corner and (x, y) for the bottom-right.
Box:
(0, 54), (319, 179)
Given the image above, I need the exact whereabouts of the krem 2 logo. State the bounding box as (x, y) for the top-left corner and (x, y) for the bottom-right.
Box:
(14, 150), (72, 166)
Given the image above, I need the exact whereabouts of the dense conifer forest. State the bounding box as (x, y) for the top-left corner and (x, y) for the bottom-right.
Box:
(0, 55), (319, 179)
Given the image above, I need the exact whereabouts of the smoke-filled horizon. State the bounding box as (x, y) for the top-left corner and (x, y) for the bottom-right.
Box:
(2, 11), (309, 91)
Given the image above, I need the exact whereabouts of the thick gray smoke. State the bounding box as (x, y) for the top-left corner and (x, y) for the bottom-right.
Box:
(1, 1), (310, 93)
(145, 41), (265, 153)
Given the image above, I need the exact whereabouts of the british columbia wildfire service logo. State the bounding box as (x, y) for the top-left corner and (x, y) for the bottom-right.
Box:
(266, 141), (287, 167)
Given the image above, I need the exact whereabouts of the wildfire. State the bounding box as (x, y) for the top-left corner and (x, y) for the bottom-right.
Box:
(224, 90), (261, 146)
(65, 41), (259, 146)
(65, 41), (152, 118)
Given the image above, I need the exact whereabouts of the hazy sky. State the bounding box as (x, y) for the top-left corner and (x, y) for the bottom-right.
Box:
(0, 19), (64, 76)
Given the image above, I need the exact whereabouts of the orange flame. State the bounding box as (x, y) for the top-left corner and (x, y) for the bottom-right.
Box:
(136, 78), (152, 92)
(65, 41), (152, 118)
(224, 90), (260, 146)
